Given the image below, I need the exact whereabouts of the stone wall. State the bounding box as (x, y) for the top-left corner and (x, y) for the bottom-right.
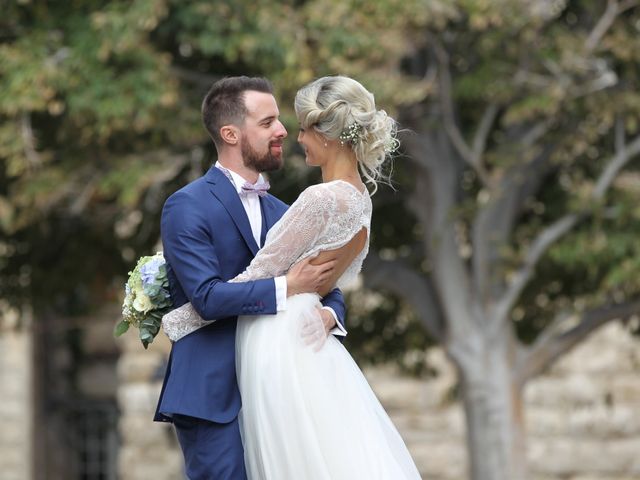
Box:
(525, 322), (640, 480)
(368, 322), (640, 480)
(0, 307), (34, 480)
(116, 327), (184, 480)
(2, 308), (638, 480)
(115, 320), (639, 480)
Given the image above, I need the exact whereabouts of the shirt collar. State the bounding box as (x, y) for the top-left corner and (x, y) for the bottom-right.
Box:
(215, 161), (266, 195)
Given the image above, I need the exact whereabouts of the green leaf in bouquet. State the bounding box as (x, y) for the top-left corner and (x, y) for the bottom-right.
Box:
(152, 291), (168, 303)
(139, 328), (154, 347)
(142, 319), (159, 333)
(113, 319), (130, 337)
(144, 285), (161, 297)
(157, 264), (167, 279)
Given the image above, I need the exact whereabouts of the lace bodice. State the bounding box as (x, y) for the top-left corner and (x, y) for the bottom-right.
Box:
(162, 180), (372, 342)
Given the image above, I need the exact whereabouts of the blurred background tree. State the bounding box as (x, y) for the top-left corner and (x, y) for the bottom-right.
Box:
(2, 1), (639, 479)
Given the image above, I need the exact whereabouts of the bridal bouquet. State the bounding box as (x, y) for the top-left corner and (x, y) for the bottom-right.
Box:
(114, 252), (172, 349)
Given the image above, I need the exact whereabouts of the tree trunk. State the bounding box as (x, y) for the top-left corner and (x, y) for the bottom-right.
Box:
(454, 330), (527, 480)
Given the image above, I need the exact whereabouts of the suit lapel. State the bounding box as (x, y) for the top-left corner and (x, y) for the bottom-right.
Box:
(259, 195), (281, 246)
(259, 201), (268, 247)
(206, 167), (259, 256)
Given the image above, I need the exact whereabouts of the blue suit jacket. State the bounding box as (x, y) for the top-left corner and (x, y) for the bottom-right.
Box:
(154, 167), (346, 424)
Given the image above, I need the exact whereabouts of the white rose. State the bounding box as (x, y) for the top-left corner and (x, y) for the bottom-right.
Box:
(133, 294), (153, 313)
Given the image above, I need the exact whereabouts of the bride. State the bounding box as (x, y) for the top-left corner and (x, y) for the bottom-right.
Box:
(163, 75), (421, 479)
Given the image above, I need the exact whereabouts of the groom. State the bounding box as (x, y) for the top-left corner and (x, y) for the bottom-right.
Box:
(154, 76), (347, 479)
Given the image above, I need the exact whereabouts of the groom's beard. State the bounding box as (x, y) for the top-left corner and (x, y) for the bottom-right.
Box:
(241, 139), (283, 173)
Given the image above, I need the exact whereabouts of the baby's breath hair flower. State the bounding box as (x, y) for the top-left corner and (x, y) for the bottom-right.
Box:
(339, 122), (364, 146)
(384, 137), (401, 155)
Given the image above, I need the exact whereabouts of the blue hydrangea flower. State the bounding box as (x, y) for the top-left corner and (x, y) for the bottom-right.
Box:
(140, 257), (164, 286)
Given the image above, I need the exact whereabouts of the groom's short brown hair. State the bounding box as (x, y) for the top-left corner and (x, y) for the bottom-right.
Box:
(202, 76), (273, 148)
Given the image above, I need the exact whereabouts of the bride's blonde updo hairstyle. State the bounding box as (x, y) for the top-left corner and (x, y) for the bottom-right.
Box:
(294, 76), (399, 193)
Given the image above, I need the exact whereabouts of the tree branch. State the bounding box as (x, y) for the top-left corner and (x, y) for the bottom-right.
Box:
(21, 113), (42, 171)
(401, 129), (439, 172)
(585, 0), (639, 54)
(400, 118), (478, 337)
(521, 121), (551, 147)
(471, 103), (499, 165)
(69, 176), (98, 215)
(472, 144), (555, 306)
(516, 298), (640, 385)
(615, 115), (625, 154)
(362, 252), (446, 343)
(430, 38), (492, 187)
(497, 213), (581, 322)
(594, 133), (640, 199)
(496, 133), (640, 322)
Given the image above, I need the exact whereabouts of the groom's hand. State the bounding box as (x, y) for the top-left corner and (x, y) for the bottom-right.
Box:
(286, 257), (337, 297)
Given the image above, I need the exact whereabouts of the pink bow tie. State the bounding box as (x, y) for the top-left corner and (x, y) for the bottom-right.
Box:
(217, 165), (270, 197)
(241, 180), (270, 197)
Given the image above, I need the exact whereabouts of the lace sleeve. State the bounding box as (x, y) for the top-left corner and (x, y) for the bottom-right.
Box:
(162, 185), (333, 342)
(163, 181), (370, 342)
(230, 184), (333, 283)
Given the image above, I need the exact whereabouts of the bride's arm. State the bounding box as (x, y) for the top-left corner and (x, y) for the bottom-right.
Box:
(231, 185), (331, 283)
(163, 185), (335, 341)
(163, 182), (369, 342)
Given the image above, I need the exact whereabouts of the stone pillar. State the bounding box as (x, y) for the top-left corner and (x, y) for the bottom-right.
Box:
(116, 328), (184, 480)
(0, 306), (34, 480)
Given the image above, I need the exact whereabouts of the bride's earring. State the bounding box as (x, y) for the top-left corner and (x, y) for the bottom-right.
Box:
(323, 141), (328, 147)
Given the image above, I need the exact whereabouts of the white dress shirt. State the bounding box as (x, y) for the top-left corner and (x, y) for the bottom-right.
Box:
(216, 163), (345, 336)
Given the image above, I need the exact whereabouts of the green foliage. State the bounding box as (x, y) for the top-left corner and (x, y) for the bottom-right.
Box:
(2, 0), (640, 365)
(345, 289), (434, 376)
(0, 0), (435, 364)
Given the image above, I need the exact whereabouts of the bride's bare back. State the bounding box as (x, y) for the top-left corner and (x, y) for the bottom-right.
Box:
(312, 227), (367, 297)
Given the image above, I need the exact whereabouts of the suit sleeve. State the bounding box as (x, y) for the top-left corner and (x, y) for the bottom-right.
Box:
(321, 288), (346, 330)
(162, 191), (277, 320)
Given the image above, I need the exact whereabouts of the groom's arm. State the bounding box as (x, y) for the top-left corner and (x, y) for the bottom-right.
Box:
(162, 190), (333, 321)
(162, 191), (279, 321)
(320, 288), (347, 337)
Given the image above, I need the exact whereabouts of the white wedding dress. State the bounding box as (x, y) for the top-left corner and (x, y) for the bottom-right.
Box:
(163, 180), (421, 480)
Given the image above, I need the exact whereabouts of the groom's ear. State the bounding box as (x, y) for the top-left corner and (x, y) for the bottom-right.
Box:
(220, 125), (239, 146)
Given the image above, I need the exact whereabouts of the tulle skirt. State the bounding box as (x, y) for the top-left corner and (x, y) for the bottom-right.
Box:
(236, 293), (422, 480)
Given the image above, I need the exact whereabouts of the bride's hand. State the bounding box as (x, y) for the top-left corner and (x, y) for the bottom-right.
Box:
(317, 307), (336, 333)
(300, 306), (330, 352)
